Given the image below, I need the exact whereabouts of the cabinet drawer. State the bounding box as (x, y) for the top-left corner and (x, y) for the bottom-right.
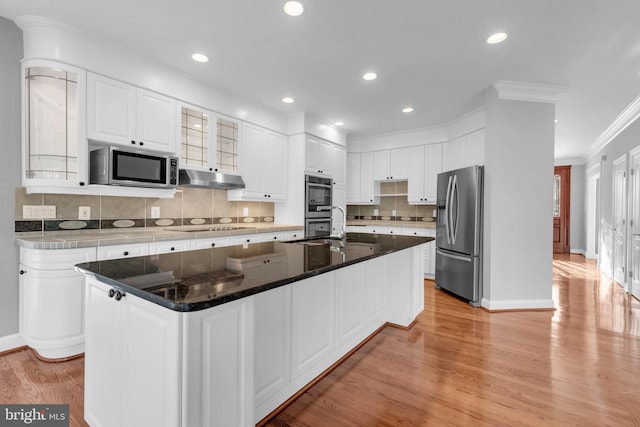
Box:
(190, 237), (229, 250)
(97, 243), (149, 260)
(148, 240), (191, 255)
(20, 247), (97, 270)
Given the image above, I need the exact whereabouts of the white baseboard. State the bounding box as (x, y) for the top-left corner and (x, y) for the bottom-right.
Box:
(0, 334), (25, 353)
(481, 298), (556, 311)
(570, 249), (586, 256)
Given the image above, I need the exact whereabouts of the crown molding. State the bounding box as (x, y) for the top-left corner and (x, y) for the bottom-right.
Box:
(587, 93), (640, 161)
(493, 81), (568, 104)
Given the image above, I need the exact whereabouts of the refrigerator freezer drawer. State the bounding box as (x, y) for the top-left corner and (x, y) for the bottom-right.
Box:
(435, 249), (481, 305)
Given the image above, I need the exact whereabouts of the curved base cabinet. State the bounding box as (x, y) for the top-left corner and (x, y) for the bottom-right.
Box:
(82, 244), (426, 426)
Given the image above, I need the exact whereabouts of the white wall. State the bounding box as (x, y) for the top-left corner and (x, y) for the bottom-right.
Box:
(570, 164), (586, 254)
(0, 17), (22, 341)
(482, 85), (555, 310)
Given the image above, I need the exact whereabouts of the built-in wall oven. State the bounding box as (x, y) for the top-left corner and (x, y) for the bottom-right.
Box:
(305, 175), (332, 237)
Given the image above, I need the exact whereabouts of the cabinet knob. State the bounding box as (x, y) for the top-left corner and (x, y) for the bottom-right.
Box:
(131, 140), (136, 145)
(246, 239), (250, 243)
(139, 141), (144, 146)
(263, 260), (267, 264)
(214, 168), (218, 172)
(19, 270), (26, 275)
(123, 251), (129, 256)
(209, 168), (213, 171)
(170, 247), (175, 251)
(114, 290), (125, 301)
(108, 289), (115, 298)
(273, 236), (277, 240)
(211, 243), (216, 247)
(79, 182), (86, 187)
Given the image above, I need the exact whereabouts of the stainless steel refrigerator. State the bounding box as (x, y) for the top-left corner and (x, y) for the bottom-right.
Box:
(435, 165), (483, 307)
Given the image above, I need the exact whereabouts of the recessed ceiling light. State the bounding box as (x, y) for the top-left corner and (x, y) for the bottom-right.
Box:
(192, 53), (209, 63)
(486, 32), (508, 44)
(334, 121), (344, 126)
(402, 107), (414, 113)
(283, 1), (305, 16)
(282, 97), (295, 104)
(363, 72), (377, 81)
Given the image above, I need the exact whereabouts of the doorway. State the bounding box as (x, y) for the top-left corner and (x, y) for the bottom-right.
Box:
(553, 166), (571, 254)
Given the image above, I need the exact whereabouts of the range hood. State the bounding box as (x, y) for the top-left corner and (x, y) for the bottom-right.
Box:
(178, 169), (245, 190)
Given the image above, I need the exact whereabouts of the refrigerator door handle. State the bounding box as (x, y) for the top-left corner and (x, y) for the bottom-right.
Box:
(445, 175), (453, 244)
(450, 174), (458, 245)
(436, 248), (471, 262)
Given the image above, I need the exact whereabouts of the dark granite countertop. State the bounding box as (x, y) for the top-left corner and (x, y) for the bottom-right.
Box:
(75, 233), (432, 312)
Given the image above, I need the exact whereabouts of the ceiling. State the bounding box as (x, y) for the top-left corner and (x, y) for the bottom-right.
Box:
(2, 0), (640, 161)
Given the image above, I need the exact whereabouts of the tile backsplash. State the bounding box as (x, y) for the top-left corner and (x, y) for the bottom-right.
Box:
(15, 187), (275, 233)
(347, 181), (436, 224)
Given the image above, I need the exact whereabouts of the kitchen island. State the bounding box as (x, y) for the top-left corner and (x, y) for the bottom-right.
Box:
(75, 233), (431, 427)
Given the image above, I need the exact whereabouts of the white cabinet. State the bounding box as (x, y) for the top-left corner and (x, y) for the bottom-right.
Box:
(22, 61), (88, 189)
(179, 104), (241, 174)
(96, 243), (149, 261)
(373, 148), (408, 181)
(87, 73), (176, 153)
(346, 153), (361, 203)
(190, 236), (229, 250)
(335, 263), (366, 352)
(442, 130), (484, 172)
(291, 273), (335, 379)
(408, 143), (442, 204)
(305, 138), (334, 176)
(227, 123), (288, 202)
(148, 239), (191, 255)
(84, 277), (181, 427)
(333, 146), (347, 187)
(360, 152), (379, 204)
(183, 296), (254, 427)
(254, 286), (291, 407)
(19, 247), (96, 359)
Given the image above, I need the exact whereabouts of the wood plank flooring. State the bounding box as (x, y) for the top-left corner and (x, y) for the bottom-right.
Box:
(1, 254), (639, 426)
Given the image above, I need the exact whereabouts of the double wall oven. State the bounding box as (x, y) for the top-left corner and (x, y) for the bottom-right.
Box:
(305, 175), (333, 238)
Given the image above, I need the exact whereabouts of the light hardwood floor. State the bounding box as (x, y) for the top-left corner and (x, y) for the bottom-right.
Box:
(2, 254), (639, 426)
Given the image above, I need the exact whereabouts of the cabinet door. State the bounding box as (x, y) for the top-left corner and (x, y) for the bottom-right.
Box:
(96, 243), (149, 261)
(360, 152), (378, 204)
(87, 73), (136, 145)
(148, 239), (191, 255)
(254, 286), (291, 406)
(443, 135), (466, 172)
(235, 123), (266, 199)
(291, 273), (335, 379)
(266, 131), (288, 200)
(407, 145), (426, 203)
(179, 104), (214, 171)
(305, 138), (321, 174)
(346, 153), (361, 203)
(136, 89), (176, 153)
(335, 263), (366, 350)
(466, 129), (485, 166)
(320, 141), (334, 177)
(424, 143), (443, 203)
(373, 150), (390, 181)
(364, 255), (386, 326)
(389, 148), (408, 180)
(333, 146), (347, 187)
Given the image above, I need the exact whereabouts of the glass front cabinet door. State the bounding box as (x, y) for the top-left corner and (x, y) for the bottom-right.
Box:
(179, 103), (240, 174)
(22, 60), (87, 188)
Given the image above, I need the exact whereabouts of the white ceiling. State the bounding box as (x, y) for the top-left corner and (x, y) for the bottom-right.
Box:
(2, 0), (640, 161)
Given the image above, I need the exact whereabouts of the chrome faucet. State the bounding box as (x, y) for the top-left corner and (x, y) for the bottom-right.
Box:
(332, 205), (346, 239)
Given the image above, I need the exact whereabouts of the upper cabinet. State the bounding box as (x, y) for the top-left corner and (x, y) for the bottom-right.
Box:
(373, 148), (408, 181)
(179, 104), (240, 174)
(227, 123), (288, 202)
(333, 145), (347, 187)
(87, 73), (176, 154)
(305, 138), (334, 176)
(22, 60), (88, 189)
(442, 130), (484, 172)
(346, 153), (361, 203)
(407, 144), (442, 204)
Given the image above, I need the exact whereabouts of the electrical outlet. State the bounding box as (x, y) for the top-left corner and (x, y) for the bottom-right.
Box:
(243, 207), (249, 217)
(373, 209), (379, 216)
(432, 209), (437, 217)
(79, 206), (91, 220)
(151, 206), (160, 219)
(392, 209), (397, 217)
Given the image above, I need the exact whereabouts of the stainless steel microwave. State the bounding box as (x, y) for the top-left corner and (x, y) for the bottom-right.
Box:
(89, 146), (178, 188)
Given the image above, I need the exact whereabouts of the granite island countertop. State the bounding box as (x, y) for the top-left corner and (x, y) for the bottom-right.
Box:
(75, 232), (432, 312)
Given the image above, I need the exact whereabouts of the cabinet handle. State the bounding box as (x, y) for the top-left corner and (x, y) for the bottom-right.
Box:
(19, 270), (26, 275)
(123, 251), (129, 256)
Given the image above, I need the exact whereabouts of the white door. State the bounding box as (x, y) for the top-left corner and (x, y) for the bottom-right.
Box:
(613, 156), (627, 288)
(630, 149), (640, 299)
